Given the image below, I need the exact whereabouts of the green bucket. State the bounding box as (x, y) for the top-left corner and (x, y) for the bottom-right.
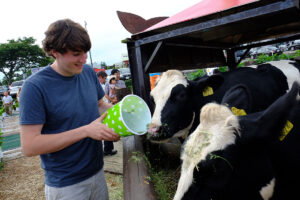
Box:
(102, 94), (151, 137)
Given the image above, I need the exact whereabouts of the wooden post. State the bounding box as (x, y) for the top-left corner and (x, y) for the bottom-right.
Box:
(123, 135), (157, 200)
(226, 49), (237, 71)
(126, 40), (152, 106)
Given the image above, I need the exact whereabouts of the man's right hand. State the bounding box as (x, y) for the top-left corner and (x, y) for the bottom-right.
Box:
(85, 113), (120, 141)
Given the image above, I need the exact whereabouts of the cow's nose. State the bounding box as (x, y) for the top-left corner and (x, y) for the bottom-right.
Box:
(147, 124), (160, 135)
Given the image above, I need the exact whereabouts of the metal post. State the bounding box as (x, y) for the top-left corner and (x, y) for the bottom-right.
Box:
(226, 49), (237, 71)
(84, 21), (93, 67)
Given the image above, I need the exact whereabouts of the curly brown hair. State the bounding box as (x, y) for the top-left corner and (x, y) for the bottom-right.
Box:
(42, 19), (91, 58)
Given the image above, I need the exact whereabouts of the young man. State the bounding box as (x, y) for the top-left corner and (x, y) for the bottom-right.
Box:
(2, 91), (13, 116)
(19, 19), (120, 200)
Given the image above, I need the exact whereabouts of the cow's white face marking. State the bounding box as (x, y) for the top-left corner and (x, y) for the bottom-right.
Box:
(260, 178), (275, 200)
(174, 103), (240, 200)
(173, 112), (195, 139)
(150, 70), (188, 127)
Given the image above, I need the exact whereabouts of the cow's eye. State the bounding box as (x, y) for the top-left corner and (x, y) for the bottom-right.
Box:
(174, 91), (187, 102)
(170, 84), (187, 103)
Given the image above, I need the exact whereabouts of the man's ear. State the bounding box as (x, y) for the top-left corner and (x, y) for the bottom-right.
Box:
(50, 49), (58, 58)
(221, 84), (253, 115)
(195, 74), (224, 97)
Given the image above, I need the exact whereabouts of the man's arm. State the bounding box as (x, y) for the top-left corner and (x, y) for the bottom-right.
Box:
(20, 113), (119, 157)
(21, 124), (87, 156)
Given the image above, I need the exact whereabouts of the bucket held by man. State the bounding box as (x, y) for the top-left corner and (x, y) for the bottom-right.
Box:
(103, 95), (151, 137)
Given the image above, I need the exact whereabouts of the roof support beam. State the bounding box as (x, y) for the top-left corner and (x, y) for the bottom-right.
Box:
(144, 41), (163, 73)
(165, 42), (221, 49)
(232, 32), (300, 50)
(236, 49), (250, 65)
(226, 49), (237, 70)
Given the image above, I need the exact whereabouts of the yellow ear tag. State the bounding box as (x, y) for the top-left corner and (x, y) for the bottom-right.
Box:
(203, 86), (214, 97)
(279, 120), (293, 141)
(231, 107), (247, 116)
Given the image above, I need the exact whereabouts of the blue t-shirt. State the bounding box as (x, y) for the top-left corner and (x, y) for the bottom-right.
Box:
(19, 65), (104, 187)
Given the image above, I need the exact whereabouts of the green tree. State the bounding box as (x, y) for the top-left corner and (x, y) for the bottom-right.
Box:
(100, 61), (107, 67)
(186, 69), (206, 80)
(0, 37), (53, 85)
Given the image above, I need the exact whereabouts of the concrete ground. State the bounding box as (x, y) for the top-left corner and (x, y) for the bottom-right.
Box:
(103, 139), (123, 174)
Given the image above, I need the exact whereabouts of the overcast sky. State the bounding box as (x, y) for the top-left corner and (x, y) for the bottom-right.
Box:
(1, 0), (201, 66)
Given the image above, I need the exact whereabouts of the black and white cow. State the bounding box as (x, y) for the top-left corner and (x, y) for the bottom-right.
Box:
(174, 82), (300, 200)
(148, 60), (300, 142)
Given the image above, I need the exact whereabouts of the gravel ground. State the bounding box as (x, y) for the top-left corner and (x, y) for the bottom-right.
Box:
(0, 156), (123, 200)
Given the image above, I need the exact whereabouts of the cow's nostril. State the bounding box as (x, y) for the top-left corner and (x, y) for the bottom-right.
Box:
(147, 124), (160, 134)
(148, 127), (159, 133)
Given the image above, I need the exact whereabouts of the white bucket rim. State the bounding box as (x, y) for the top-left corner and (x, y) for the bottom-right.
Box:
(119, 94), (151, 135)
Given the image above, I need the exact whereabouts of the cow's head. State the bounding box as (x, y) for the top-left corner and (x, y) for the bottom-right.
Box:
(174, 82), (300, 200)
(147, 70), (224, 142)
(147, 70), (192, 141)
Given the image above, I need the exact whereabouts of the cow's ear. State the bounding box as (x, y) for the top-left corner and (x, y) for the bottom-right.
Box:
(221, 84), (253, 115)
(195, 74), (224, 96)
(204, 74), (224, 91)
(255, 81), (299, 140)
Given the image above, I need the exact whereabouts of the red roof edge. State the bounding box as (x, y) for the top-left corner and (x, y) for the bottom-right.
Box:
(144, 0), (258, 32)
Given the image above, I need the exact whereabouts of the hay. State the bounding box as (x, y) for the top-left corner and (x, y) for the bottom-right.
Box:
(105, 172), (123, 200)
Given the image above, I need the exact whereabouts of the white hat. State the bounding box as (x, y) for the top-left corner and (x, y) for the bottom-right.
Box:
(108, 75), (117, 83)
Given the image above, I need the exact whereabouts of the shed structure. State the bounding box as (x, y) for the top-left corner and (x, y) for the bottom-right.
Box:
(126, 0), (300, 104)
(123, 1), (300, 199)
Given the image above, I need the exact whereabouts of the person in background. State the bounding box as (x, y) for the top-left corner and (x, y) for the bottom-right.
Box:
(19, 18), (120, 200)
(103, 69), (126, 156)
(104, 69), (125, 104)
(17, 88), (22, 103)
(2, 91), (13, 116)
(96, 71), (109, 103)
(96, 71), (118, 156)
(107, 75), (119, 104)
